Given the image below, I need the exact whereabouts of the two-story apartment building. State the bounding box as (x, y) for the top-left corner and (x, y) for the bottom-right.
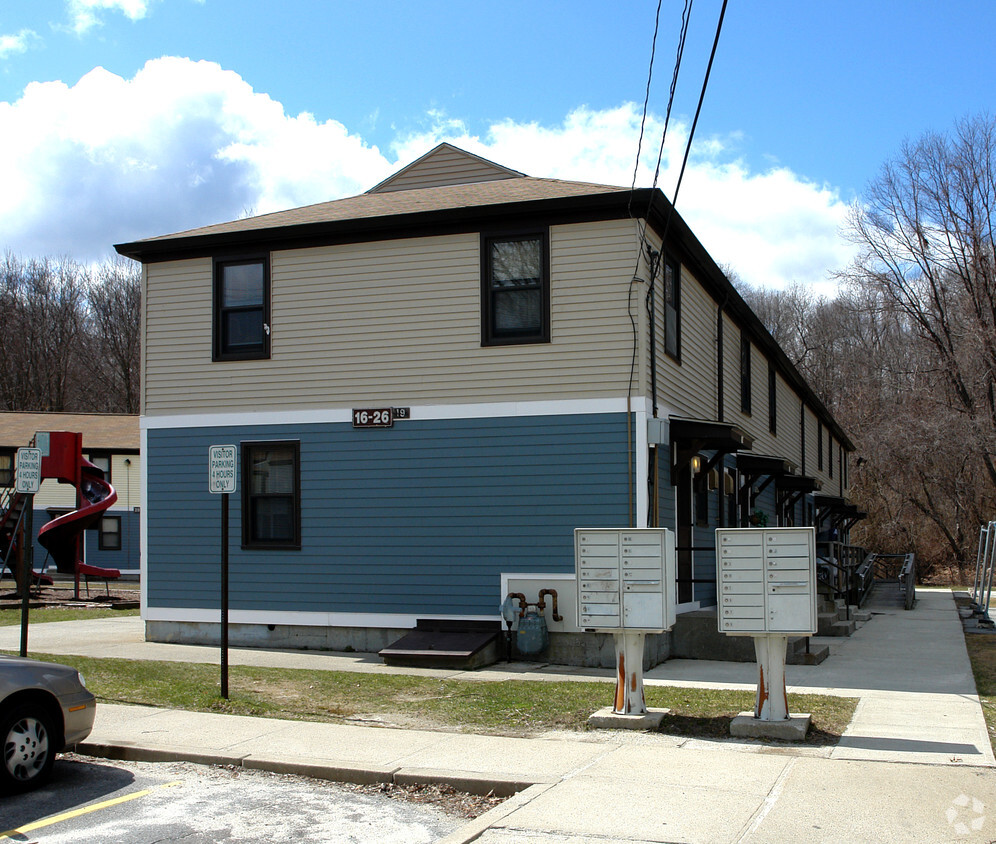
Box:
(116, 143), (856, 661)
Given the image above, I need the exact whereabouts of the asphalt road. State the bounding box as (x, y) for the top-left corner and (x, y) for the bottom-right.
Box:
(0, 755), (466, 843)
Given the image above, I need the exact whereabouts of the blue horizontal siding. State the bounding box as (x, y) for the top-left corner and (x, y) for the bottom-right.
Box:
(146, 413), (630, 615)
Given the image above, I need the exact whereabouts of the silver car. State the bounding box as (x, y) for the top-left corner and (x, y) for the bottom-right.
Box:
(1, 655), (96, 793)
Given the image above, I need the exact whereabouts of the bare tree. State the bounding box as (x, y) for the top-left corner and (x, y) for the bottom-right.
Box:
(87, 257), (141, 413)
(842, 113), (996, 495)
(0, 253), (141, 414)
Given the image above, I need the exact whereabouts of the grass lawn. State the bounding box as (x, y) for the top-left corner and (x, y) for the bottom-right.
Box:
(964, 635), (996, 751)
(6, 651), (856, 744)
(0, 607), (140, 626)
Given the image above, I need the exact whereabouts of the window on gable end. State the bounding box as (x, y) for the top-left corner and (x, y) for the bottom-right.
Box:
(214, 256), (270, 361)
(481, 232), (550, 346)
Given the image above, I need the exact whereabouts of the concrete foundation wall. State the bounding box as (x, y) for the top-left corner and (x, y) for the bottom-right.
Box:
(146, 622), (672, 670)
(146, 621), (409, 654)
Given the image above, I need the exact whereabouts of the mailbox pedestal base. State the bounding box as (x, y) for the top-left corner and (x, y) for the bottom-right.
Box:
(753, 633), (789, 721)
(731, 711), (811, 741)
(588, 705), (669, 731)
(611, 631), (648, 715)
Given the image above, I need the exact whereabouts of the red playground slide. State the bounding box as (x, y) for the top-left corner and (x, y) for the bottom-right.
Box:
(36, 431), (120, 597)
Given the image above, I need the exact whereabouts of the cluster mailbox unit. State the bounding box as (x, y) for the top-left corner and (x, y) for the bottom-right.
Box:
(575, 528), (676, 632)
(716, 527), (818, 635)
(575, 528), (676, 719)
(716, 526), (818, 725)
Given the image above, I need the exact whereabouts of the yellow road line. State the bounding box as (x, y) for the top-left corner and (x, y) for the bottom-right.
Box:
(0, 780), (183, 840)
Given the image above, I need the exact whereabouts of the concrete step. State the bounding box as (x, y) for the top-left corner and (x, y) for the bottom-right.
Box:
(670, 610), (828, 664)
(817, 611), (840, 637)
(829, 619), (857, 637)
(788, 643), (830, 665)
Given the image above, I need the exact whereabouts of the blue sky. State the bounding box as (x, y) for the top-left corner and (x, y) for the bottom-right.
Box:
(1, 0), (993, 290)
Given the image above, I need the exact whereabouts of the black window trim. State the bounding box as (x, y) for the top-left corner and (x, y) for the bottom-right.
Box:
(213, 253), (271, 362)
(241, 439), (301, 550)
(740, 331), (752, 416)
(0, 448), (14, 488)
(98, 514), (122, 551)
(768, 363), (777, 435)
(663, 253), (681, 362)
(87, 451), (113, 482)
(480, 229), (551, 347)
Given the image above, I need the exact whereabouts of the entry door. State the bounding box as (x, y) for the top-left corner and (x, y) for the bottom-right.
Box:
(676, 463), (693, 604)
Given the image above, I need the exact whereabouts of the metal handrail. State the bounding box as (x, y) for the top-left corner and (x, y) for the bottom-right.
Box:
(898, 553), (916, 611)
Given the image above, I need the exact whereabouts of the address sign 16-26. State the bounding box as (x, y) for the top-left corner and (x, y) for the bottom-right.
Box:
(353, 408), (393, 428)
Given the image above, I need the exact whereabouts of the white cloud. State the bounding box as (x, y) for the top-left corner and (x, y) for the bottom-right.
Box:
(67, 0), (156, 34)
(0, 58), (390, 259)
(0, 29), (39, 59)
(392, 104), (857, 290)
(0, 56), (857, 289)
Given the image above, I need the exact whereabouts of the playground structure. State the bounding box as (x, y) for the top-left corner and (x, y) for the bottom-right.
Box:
(0, 431), (120, 599)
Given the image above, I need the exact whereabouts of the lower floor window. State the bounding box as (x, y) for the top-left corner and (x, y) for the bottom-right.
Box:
(242, 441), (301, 549)
(98, 515), (121, 551)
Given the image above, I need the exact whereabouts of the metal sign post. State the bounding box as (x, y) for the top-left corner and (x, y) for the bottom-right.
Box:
(209, 445), (237, 699)
(16, 447), (41, 656)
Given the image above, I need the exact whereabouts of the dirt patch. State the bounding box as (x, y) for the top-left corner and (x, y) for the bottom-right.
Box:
(342, 780), (507, 818)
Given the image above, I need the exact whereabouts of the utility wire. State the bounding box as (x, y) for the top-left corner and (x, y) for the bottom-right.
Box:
(659, 0), (729, 234)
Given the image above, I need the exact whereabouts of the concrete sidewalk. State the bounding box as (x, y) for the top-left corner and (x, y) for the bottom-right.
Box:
(4, 587), (996, 841)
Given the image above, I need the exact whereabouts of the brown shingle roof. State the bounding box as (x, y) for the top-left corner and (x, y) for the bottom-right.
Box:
(124, 177), (627, 246)
(0, 413), (139, 451)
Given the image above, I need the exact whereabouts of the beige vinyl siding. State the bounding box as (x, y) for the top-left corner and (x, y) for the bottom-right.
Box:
(109, 454), (140, 509)
(143, 221), (643, 415)
(33, 478), (78, 510)
(804, 406), (824, 485)
(721, 312), (744, 424)
(656, 263), (716, 420)
(774, 375), (802, 466)
(372, 146), (518, 193)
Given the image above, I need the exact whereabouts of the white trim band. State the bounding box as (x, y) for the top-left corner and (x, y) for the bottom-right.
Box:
(141, 397), (653, 431)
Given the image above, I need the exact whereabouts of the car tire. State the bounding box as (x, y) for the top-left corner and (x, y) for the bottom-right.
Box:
(1, 703), (57, 793)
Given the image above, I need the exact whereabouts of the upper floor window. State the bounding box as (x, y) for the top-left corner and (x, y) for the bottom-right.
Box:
(664, 256), (680, 360)
(481, 232), (550, 345)
(828, 436), (834, 478)
(817, 421), (824, 470)
(214, 256), (270, 361)
(88, 452), (111, 480)
(242, 441), (300, 549)
(740, 332), (752, 415)
(0, 450), (13, 487)
(768, 364), (777, 435)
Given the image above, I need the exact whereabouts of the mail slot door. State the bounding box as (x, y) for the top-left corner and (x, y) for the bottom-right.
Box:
(766, 582), (815, 633)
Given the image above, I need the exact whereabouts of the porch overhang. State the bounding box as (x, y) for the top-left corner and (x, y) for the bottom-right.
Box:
(669, 418), (753, 479)
(736, 453), (798, 507)
(775, 473), (822, 513)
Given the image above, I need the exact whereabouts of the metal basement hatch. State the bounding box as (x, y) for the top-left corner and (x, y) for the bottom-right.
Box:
(379, 619), (502, 670)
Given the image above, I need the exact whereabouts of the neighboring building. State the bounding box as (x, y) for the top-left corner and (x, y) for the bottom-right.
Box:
(116, 143), (856, 661)
(0, 412), (141, 576)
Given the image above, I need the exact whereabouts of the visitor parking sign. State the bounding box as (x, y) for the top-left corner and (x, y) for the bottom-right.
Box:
(209, 445), (237, 494)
